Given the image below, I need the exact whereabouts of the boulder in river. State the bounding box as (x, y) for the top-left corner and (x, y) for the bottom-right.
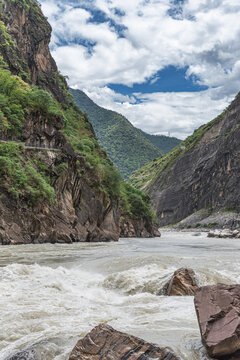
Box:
(5, 341), (60, 360)
(69, 324), (181, 360)
(194, 284), (240, 359)
(208, 229), (240, 238)
(158, 268), (198, 296)
(6, 348), (36, 360)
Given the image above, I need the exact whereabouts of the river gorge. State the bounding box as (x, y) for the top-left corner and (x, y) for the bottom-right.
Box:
(0, 232), (240, 360)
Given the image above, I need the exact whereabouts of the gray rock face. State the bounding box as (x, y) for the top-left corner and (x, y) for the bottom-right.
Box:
(194, 284), (240, 359)
(69, 324), (181, 360)
(147, 93), (240, 227)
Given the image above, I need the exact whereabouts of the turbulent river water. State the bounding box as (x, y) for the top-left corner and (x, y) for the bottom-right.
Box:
(0, 231), (240, 360)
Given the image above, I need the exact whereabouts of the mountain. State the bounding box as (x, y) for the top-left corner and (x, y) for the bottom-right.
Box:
(70, 89), (163, 178)
(130, 94), (240, 227)
(0, 0), (159, 245)
(138, 129), (181, 154)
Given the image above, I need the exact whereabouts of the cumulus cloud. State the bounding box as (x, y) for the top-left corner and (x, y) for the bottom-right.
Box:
(39, 0), (240, 138)
(83, 87), (231, 139)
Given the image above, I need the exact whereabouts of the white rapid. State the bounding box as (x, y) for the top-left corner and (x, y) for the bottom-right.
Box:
(0, 231), (240, 360)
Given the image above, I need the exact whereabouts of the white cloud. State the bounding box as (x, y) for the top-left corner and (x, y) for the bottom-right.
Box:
(39, 0), (240, 138)
(84, 87), (231, 139)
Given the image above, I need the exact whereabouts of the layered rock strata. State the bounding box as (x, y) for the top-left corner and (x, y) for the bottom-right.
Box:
(194, 284), (240, 359)
(69, 324), (181, 360)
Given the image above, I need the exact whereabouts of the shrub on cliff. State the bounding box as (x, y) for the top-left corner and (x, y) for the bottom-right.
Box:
(0, 142), (55, 203)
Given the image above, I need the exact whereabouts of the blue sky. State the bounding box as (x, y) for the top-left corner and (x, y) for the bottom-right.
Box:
(40, 0), (240, 139)
(108, 66), (208, 97)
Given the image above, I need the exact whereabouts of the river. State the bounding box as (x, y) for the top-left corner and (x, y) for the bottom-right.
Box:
(0, 231), (240, 360)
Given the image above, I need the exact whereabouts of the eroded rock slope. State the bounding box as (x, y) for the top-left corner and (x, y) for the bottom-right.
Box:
(0, 0), (159, 244)
(131, 93), (240, 226)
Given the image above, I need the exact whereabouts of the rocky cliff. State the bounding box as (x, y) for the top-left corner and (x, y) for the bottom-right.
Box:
(0, 0), (67, 102)
(130, 93), (240, 227)
(0, 0), (159, 244)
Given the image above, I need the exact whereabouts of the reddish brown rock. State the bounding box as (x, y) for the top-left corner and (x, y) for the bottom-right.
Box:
(224, 350), (240, 360)
(69, 324), (181, 360)
(159, 268), (198, 296)
(194, 284), (240, 359)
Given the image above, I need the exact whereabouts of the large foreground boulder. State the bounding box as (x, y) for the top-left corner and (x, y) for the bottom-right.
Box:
(69, 324), (181, 360)
(194, 284), (240, 359)
(159, 268), (198, 296)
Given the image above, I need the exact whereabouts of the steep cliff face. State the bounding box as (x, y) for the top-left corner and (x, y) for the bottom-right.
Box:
(0, 0), (159, 244)
(0, 141), (120, 245)
(0, 0), (67, 103)
(131, 93), (240, 227)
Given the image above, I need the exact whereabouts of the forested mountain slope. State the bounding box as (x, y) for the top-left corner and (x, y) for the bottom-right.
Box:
(130, 94), (240, 226)
(70, 89), (163, 178)
(0, 0), (159, 245)
(138, 129), (181, 154)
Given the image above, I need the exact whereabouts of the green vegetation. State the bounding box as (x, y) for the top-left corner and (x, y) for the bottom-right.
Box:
(0, 67), (62, 136)
(9, 0), (41, 12)
(0, 0), (50, 83)
(70, 89), (163, 178)
(0, 64), (155, 220)
(119, 183), (156, 220)
(0, 142), (55, 203)
(0, 21), (15, 49)
(138, 129), (181, 154)
(62, 98), (154, 218)
(223, 207), (238, 214)
(194, 223), (218, 228)
(130, 103), (232, 191)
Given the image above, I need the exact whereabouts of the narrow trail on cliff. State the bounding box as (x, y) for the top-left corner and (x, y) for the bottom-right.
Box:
(0, 232), (240, 360)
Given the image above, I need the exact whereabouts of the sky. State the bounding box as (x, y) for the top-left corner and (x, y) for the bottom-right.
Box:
(39, 0), (240, 139)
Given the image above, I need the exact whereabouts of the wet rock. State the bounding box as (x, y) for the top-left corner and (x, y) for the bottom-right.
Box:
(120, 218), (160, 238)
(223, 350), (240, 360)
(5, 341), (61, 360)
(69, 324), (181, 360)
(208, 230), (221, 238)
(159, 268), (198, 296)
(208, 229), (239, 238)
(219, 229), (235, 238)
(6, 348), (36, 360)
(194, 284), (240, 359)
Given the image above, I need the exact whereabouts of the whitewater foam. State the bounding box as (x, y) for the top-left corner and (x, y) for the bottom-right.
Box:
(0, 232), (240, 360)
